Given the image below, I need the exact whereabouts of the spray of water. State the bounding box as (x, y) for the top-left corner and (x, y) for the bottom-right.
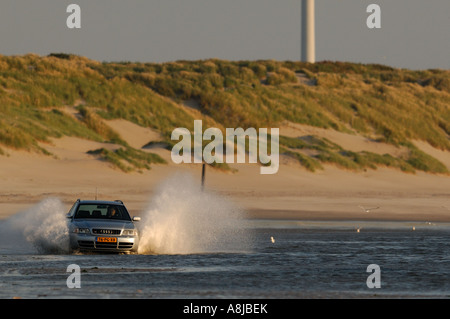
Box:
(137, 173), (252, 255)
(0, 175), (252, 255)
(0, 198), (69, 254)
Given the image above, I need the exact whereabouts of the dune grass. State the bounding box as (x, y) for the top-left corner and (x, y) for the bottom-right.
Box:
(87, 147), (166, 173)
(0, 54), (448, 174)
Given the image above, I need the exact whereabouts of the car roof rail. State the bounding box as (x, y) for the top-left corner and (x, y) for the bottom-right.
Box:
(114, 200), (123, 204)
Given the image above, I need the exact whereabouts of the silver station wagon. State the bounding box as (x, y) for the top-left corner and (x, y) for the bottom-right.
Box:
(67, 199), (140, 253)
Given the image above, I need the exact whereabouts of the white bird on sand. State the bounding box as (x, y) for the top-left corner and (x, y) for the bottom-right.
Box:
(359, 206), (380, 213)
(270, 236), (275, 244)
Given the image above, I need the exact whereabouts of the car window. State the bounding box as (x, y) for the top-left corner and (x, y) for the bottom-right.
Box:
(74, 204), (131, 221)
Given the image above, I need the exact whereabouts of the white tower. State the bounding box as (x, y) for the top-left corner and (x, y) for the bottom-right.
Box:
(301, 0), (315, 63)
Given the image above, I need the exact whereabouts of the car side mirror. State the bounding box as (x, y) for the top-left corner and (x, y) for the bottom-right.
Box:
(132, 216), (141, 222)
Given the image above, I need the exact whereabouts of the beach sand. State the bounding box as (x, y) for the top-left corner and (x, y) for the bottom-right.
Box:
(0, 120), (449, 222)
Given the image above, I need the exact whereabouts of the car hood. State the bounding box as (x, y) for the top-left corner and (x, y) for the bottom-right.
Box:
(71, 219), (134, 230)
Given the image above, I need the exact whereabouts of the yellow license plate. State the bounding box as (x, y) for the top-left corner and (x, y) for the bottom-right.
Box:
(96, 237), (117, 243)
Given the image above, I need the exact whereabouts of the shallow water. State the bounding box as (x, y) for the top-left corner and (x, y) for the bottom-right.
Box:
(1, 220), (449, 299)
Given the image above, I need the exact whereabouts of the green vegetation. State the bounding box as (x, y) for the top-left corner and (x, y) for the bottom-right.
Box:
(0, 53), (448, 174)
(87, 147), (166, 173)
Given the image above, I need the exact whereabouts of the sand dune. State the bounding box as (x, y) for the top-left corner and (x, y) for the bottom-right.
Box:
(0, 120), (449, 223)
(104, 119), (163, 149)
(281, 121), (408, 157)
(413, 140), (450, 171)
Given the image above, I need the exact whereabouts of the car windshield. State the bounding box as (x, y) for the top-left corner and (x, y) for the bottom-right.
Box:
(74, 204), (131, 221)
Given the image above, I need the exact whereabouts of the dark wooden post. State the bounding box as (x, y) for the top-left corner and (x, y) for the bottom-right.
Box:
(201, 163), (206, 191)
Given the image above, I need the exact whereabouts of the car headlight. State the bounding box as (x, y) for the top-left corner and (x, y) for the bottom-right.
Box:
(73, 227), (90, 234)
(122, 229), (137, 236)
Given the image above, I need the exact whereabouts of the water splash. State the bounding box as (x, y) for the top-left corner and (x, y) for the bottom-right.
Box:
(0, 175), (252, 255)
(0, 198), (69, 254)
(137, 173), (252, 254)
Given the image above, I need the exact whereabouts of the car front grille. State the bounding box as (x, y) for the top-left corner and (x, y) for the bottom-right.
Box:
(118, 242), (134, 249)
(78, 241), (95, 249)
(95, 242), (118, 249)
(77, 241), (134, 250)
(92, 229), (121, 235)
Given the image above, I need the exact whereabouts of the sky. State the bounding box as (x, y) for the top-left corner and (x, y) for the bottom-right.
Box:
(0, 0), (449, 70)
